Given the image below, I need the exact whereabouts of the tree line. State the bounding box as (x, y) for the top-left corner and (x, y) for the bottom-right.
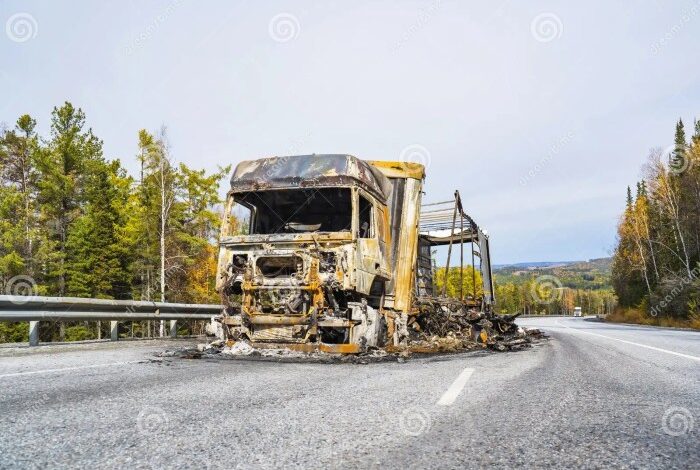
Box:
(0, 102), (229, 341)
(612, 118), (700, 327)
(433, 266), (483, 300)
(494, 280), (616, 317)
(434, 264), (617, 317)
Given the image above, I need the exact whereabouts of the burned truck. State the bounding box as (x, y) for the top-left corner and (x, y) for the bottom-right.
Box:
(215, 154), (496, 353)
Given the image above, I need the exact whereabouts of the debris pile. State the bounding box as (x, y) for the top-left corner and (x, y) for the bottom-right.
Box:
(168, 303), (544, 363)
(405, 299), (540, 353)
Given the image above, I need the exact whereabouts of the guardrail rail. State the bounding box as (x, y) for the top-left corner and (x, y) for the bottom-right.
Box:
(0, 295), (223, 346)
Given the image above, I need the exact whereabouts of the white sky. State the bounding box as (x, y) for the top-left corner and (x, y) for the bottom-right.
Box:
(2, 0), (699, 264)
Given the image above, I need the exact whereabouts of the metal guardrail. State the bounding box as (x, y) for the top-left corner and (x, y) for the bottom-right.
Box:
(0, 295), (223, 347)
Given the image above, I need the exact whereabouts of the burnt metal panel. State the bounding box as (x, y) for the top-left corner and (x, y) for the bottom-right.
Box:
(392, 177), (422, 312)
(416, 236), (434, 297)
(478, 233), (495, 306)
(230, 154), (390, 203)
(382, 177), (405, 306)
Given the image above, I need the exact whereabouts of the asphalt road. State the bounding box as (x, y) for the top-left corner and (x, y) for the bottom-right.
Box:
(0, 317), (698, 469)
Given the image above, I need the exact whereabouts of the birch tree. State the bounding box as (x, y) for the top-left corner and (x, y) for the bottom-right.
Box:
(138, 128), (176, 336)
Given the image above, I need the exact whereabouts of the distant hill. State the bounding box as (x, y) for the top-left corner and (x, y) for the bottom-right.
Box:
(493, 261), (578, 271)
(561, 257), (613, 272)
(493, 257), (613, 291)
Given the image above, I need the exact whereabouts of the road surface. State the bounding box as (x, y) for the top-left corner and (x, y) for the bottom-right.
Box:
(0, 317), (698, 469)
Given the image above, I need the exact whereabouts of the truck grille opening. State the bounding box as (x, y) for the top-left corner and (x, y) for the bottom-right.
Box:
(319, 252), (337, 273)
(256, 256), (302, 278)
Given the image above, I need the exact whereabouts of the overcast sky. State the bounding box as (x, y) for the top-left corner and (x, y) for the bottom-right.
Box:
(2, 1), (699, 264)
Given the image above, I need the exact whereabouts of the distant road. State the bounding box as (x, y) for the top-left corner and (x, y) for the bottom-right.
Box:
(0, 317), (698, 469)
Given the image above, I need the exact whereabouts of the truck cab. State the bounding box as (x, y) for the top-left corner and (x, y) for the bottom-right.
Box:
(215, 154), (493, 353)
(216, 155), (396, 352)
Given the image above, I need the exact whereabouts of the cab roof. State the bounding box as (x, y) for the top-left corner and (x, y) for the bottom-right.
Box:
(230, 154), (391, 202)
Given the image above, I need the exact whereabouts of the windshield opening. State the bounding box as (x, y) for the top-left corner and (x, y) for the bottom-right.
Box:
(234, 188), (352, 234)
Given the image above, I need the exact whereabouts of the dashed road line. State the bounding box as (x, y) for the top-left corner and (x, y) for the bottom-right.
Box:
(555, 320), (700, 362)
(0, 360), (146, 379)
(437, 366), (474, 406)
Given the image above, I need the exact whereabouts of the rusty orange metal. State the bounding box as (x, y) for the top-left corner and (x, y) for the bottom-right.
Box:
(250, 342), (361, 354)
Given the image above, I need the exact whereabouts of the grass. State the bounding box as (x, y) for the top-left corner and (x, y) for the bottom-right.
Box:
(606, 307), (700, 330)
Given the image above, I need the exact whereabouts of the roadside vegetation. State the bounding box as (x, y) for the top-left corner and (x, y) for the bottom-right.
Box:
(433, 266), (483, 300)
(0, 103), (229, 342)
(612, 118), (700, 330)
(493, 259), (616, 316)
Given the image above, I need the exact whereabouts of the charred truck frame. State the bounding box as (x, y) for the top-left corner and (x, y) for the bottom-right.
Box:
(216, 154), (494, 353)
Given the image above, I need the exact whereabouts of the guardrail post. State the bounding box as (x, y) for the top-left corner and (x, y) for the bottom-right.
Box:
(29, 321), (39, 347)
(110, 321), (118, 341)
(169, 320), (177, 338)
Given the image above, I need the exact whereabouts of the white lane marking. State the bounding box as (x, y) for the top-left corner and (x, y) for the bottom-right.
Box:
(0, 360), (145, 379)
(555, 320), (700, 362)
(437, 367), (475, 406)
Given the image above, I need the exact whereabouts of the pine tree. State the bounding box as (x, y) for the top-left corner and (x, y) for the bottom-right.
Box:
(692, 119), (700, 147)
(36, 102), (104, 295)
(670, 119), (687, 172)
(626, 186), (633, 209)
(65, 160), (131, 298)
(0, 115), (41, 278)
